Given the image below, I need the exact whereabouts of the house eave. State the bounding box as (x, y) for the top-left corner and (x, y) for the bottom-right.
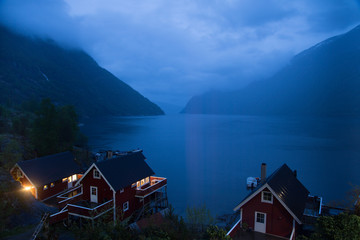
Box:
(233, 183), (302, 224)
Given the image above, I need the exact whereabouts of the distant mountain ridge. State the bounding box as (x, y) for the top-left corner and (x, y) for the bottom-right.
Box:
(182, 25), (360, 116)
(0, 25), (164, 117)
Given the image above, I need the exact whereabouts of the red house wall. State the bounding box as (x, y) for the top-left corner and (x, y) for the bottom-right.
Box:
(37, 178), (79, 200)
(80, 166), (114, 203)
(241, 188), (296, 238)
(11, 166), (82, 200)
(79, 166), (149, 220)
(115, 185), (142, 220)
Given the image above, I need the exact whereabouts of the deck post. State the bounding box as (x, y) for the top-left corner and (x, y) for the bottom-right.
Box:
(113, 191), (116, 225)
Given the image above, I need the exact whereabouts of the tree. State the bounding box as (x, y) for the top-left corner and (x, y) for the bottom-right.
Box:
(309, 213), (360, 240)
(186, 204), (214, 231)
(31, 99), (81, 156)
(0, 137), (22, 170)
(205, 225), (231, 240)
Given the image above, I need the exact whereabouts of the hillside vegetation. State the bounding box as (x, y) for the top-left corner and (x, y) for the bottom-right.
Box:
(0, 25), (164, 117)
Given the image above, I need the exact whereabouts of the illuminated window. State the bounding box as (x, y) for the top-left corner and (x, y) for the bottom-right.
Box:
(50, 183), (55, 188)
(261, 191), (273, 204)
(131, 183), (136, 188)
(43, 185), (48, 190)
(145, 177), (149, 184)
(93, 169), (100, 179)
(72, 174), (77, 181)
(141, 179), (145, 185)
(123, 201), (129, 211)
(62, 178), (68, 183)
(137, 181), (140, 188)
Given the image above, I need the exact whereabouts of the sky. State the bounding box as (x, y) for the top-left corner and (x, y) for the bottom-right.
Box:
(1, 0), (360, 108)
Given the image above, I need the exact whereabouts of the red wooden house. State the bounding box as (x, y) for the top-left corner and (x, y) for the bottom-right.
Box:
(50, 150), (168, 224)
(10, 151), (83, 201)
(227, 164), (309, 239)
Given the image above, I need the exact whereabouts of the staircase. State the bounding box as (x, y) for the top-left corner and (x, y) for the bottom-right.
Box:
(31, 212), (49, 240)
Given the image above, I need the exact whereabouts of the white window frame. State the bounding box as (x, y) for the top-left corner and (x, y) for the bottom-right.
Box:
(255, 212), (266, 223)
(120, 188), (124, 193)
(93, 169), (101, 179)
(261, 191), (273, 204)
(123, 201), (129, 212)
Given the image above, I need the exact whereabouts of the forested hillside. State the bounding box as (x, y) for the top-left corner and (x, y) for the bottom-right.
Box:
(0, 25), (164, 117)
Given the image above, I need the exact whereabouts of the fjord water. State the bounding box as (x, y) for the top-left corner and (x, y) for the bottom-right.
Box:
(81, 114), (360, 216)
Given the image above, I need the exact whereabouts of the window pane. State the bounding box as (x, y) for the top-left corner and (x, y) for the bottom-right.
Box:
(262, 192), (272, 202)
(256, 213), (265, 223)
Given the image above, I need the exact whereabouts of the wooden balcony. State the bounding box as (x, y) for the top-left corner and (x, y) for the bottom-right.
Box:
(49, 209), (69, 224)
(135, 176), (167, 198)
(67, 199), (114, 219)
(57, 185), (83, 209)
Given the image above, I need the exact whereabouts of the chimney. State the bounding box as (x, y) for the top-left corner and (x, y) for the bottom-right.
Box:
(261, 163), (267, 183)
(107, 150), (113, 159)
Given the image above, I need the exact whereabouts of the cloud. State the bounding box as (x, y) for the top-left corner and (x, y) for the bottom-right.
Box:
(0, 0), (81, 48)
(1, 0), (360, 106)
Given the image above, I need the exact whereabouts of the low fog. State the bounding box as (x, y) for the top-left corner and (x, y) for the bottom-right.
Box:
(1, 0), (360, 107)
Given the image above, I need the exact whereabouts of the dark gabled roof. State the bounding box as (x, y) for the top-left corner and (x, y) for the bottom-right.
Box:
(235, 164), (309, 222)
(95, 151), (155, 191)
(16, 151), (83, 187)
(266, 164), (310, 221)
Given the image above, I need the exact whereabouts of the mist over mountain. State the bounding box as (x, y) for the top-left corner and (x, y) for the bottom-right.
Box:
(182, 25), (360, 116)
(0, 25), (164, 117)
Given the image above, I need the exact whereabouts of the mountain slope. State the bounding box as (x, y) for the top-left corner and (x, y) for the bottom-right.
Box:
(0, 25), (164, 116)
(182, 25), (360, 116)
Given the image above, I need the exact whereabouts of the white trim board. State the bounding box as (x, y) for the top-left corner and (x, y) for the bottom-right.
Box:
(75, 164), (116, 192)
(233, 183), (302, 224)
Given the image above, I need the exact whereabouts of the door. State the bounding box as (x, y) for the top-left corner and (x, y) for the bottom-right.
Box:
(254, 211), (266, 233)
(90, 186), (98, 203)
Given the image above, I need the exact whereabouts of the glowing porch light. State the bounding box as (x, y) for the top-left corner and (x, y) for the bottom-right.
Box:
(24, 186), (32, 191)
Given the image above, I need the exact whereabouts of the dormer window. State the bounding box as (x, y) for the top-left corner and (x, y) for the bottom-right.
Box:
(43, 185), (48, 190)
(261, 191), (273, 204)
(93, 169), (100, 179)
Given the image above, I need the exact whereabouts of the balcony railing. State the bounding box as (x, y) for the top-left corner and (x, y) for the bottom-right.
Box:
(49, 209), (69, 224)
(57, 185), (83, 209)
(67, 199), (114, 219)
(135, 176), (167, 198)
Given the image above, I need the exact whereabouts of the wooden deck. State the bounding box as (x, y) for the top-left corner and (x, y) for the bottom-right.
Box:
(135, 176), (167, 198)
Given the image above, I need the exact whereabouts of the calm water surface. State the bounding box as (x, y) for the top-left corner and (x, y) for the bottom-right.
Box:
(80, 114), (360, 216)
